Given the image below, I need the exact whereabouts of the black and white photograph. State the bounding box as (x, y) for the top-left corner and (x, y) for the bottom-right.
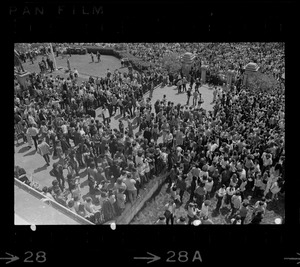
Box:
(14, 42), (285, 225)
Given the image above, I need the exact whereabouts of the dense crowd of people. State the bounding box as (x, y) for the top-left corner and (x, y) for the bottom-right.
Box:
(14, 42), (285, 225)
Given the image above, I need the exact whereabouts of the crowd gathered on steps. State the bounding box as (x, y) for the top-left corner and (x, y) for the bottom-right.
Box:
(14, 42), (284, 224)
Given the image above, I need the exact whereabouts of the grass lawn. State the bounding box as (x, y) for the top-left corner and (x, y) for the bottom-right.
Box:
(54, 54), (123, 78)
(22, 54), (127, 79)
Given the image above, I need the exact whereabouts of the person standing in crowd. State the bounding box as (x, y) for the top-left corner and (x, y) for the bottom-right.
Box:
(205, 177), (214, 199)
(200, 200), (210, 218)
(73, 195), (81, 213)
(67, 57), (71, 72)
(50, 162), (65, 191)
(212, 86), (217, 103)
(182, 76), (188, 92)
(26, 124), (39, 151)
(192, 89), (199, 106)
(177, 78), (182, 94)
(37, 138), (51, 166)
(237, 201), (250, 225)
(25, 124), (33, 149)
(123, 173), (137, 204)
(87, 162), (98, 195)
(230, 191), (242, 217)
(253, 198), (267, 218)
(68, 151), (80, 177)
(194, 181), (206, 209)
(164, 199), (176, 225)
(77, 203), (87, 217)
(90, 52), (94, 63)
(29, 53), (34, 64)
(177, 175), (187, 204)
(186, 87), (192, 105)
(102, 105), (111, 125)
(215, 184), (226, 213)
(66, 173), (76, 194)
(97, 51), (101, 62)
(116, 188), (126, 215)
(187, 202), (197, 224)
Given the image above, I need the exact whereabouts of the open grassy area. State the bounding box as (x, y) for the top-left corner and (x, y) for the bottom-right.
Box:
(22, 54), (126, 79)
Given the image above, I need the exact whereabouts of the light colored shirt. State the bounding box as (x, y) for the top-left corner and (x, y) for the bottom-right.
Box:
(102, 108), (110, 119)
(144, 161), (150, 173)
(205, 181), (214, 192)
(37, 142), (50, 156)
(123, 178), (137, 191)
(84, 202), (97, 214)
(61, 124), (68, 134)
(232, 195), (242, 209)
(200, 203), (209, 217)
(210, 143), (218, 152)
(262, 152), (272, 166)
(135, 155), (144, 166)
(28, 115), (36, 125)
(166, 203), (176, 214)
(239, 180), (247, 191)
(239, 169), (246, 180)
(191, 167), (201, 178)
(27, 127), (39, 137)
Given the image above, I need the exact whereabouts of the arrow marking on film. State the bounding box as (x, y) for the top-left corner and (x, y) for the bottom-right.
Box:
(0, 253), (19, 264)
(134, 252), (161, 264)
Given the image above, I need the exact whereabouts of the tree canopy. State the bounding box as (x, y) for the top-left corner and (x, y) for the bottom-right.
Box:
(161, 52), (182, 75)
(14, 43), (31, 53)
(14, 43), (49, 53)
(248, 72), (278, 91)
